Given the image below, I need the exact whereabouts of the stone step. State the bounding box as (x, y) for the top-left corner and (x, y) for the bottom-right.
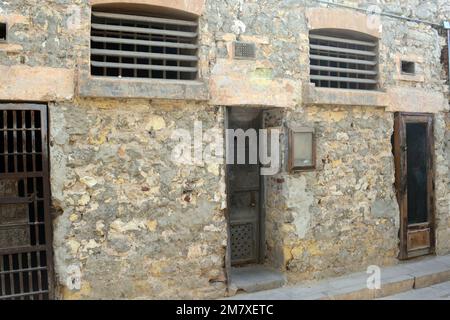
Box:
(226, 255), (450, 300)
(229, 265), (286, 295)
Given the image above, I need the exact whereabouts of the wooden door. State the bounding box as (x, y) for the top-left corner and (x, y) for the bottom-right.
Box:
(394, 113), (435, 259)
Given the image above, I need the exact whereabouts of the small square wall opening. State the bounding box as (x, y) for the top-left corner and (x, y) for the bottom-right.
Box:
(401, 61), (415, 75)
(233, 41), (256, 60)
(0, 23), (6, 42)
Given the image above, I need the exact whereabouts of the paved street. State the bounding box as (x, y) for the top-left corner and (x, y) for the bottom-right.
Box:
(380, 281), (450, 300)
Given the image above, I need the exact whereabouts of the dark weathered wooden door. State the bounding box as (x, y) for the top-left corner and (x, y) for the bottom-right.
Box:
(394, 113), (435, 260)
(227, 108), (263, 266)
(0, 104), (54, 299)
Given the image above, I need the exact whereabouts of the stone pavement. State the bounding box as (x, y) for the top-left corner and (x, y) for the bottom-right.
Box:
(379, 281), (450, 300)
(226, 255), (450, 300)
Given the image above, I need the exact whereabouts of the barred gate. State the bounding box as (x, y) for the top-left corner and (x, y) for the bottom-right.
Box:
(0, 104), (53, 300)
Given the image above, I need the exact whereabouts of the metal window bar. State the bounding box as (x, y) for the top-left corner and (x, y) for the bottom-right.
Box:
(91, 10), (199, 80)
(0, 105), (53, 300)
(309, 32), (378, 90)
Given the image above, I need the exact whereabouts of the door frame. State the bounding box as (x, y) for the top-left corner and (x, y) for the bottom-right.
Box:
(393, 112), (436, 260)
(225, 107), (266, 267)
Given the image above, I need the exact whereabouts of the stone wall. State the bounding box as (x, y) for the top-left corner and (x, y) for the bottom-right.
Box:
(49, 99), (227, 299)
(264, 106), (399, 281)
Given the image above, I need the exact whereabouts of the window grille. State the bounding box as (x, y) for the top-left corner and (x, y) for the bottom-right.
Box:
(90, 10), (199, 80)
(309, 30), (378, 90)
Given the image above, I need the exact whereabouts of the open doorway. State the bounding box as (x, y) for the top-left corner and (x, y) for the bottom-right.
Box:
(226, 107), (265, 266)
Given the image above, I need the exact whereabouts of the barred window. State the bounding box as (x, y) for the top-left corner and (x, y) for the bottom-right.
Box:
(309, 29), (379, 90)
(90, 7), (199, 80)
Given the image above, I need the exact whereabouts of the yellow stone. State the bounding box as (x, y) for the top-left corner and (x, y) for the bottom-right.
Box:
(69, 214), (79, 222)
(291, 246), (304, 259)
(283, 246), (293, 266)
(145, 115), (166, 131)
(67, 239), (80, 255)
(78, 194), (90, 206)
(146, 220), (158, 232)
(62, 282), (91, 300)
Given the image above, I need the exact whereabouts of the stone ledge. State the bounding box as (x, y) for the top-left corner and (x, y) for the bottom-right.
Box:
(303, 84), (448, 113)
(77, 73), (209, 101)
(303, 84), (389, 108)
(0, 65), (75, 102)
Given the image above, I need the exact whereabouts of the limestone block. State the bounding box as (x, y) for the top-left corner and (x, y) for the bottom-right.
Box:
(209, 59), (301, 108)
(0, 65), (74, 101)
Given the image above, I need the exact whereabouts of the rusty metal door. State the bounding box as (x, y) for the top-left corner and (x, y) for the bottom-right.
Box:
(227, 108), (264, 266)
(0, 104), (54, 300)
(394, 113), (435, 260)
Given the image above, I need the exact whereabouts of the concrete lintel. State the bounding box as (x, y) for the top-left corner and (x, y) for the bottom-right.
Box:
(209, 59), (301, 108)
(303, 84), (448, 114)
(303, 84), (389, 108)
(305, 7), (381, 39)
(89, 0), (205, 17)
(78, 72), (209, 101)
(0, 65), (75, 102)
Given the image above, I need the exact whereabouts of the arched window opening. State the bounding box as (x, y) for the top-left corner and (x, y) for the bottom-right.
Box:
(90, 4), (199, 80)
(309, 29), (379, 90)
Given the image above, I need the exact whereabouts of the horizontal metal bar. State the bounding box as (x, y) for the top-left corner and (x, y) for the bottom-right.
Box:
(0, 153), (43, 156)
(0, 222), (45, 229)
(0, 222), (28, 229)
(92, 11), (198, 27)
(310, 44), (376, 56)
(0, 104), (46, 112)
(0, 172), (43, 178)
(310, 54), (377, 66)
(0, 266), (47, 276)
(91, 23), (197, 38)
(91, 36), (198, 50)
(0, 245), (47, 256)
(310, 75), (378, 84)
(0, 196), (34, 204)
(232, 188), (260, 193)
(0, 290), (49, 300)
(91, 61), (197, 73)
(0, 129), (41, 131)
(310, 34), (376, 47)
(310, 65), (378, 75)
(91, 48), (198, 61)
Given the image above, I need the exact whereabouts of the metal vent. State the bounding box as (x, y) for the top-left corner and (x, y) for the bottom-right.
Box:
(230, 223), (255, 262)
(90, 11), (199, 80)
(309, 30), (378, 90)
(233, 41), (256, 59)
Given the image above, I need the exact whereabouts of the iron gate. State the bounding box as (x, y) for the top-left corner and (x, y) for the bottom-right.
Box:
(0, 104), (53, 300)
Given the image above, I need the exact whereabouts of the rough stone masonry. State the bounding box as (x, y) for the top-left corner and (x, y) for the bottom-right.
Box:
(0, 0), (449, 299)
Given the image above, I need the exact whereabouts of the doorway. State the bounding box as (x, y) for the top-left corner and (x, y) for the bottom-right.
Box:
(0, 104), (54, 299)
(393, 113), (435, 260)
(226, 108), (265, 266)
